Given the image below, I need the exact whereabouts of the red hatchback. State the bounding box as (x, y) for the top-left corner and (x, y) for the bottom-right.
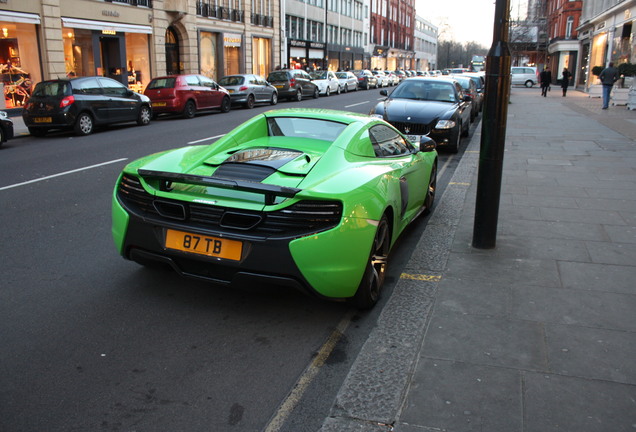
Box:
(144, 74), (231, 119)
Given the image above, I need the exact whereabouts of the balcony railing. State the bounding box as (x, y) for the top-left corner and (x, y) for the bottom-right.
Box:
(250, 13), (273, 27)
(105, 0), (152, 6)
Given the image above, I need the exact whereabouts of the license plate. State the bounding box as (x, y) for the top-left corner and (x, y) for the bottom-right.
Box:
(274, 84), (283, 89)
(152, 102), (167, 107)
(227, 89), (235, 93)
(165, 229), (242, 261)
(33, 117), (52, 123)
(406, 135), (423, 144)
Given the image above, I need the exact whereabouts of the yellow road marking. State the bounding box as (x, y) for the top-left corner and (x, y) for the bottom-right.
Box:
(401, 273), (441, 282)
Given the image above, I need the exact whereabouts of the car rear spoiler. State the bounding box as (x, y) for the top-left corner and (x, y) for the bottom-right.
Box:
(137, 169), (301, 205)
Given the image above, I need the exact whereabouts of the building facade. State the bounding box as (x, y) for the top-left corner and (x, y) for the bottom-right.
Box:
(369, 0), (415, 70)
(0, 0), (279, 109)
(576, 0), (636, 89)
(413, 14), (437, 71)
(547, 0), (582, 85)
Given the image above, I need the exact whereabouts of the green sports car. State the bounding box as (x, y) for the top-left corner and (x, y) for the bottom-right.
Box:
(112, 109), (438, 308)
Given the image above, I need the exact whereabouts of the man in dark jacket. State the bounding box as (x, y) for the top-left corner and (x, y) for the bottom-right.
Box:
(599, 62), (619, 109)
(539, 67), (552, 97)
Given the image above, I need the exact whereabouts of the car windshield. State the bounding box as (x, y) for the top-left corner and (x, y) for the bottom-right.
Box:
(147, 78), (176, 89)
(267, 117), (348, 142)
(267, 72), (288, 81)
(310, 71), (328, 80)
(390, 81), (457, 103)
(32, 81), (69, 97)
(218, 76), (244, 86)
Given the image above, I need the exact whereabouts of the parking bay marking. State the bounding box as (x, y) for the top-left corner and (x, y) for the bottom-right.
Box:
(187, 134), (225, 144)
(344, 101), (369, 108)
(0, 158), (128, 191)
(264, 308), (356, 432)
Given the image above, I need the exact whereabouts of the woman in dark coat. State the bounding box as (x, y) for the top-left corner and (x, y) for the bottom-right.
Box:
(561, 67), (572, 97)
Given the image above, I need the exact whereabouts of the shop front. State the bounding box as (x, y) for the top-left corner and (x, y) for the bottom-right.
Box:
(61, 18), (151, 92)
(223, 33), (242, 77)
(253, 37), (271, 77)
(327, 46), (364, 71)
(0, 10), (42, 108)
(288, 39), (326, 70)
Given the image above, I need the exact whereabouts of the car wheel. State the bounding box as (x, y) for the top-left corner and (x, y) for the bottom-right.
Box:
(183, 100), (196, 119)
(325, 86), (330, 97)
(270, 92), (278, 105)
(220, 96), (231, 113)
(294, 88), (302, 102)
(448, 128), (460, 153)
(423, 161), (437, 215)
(525, 80), (534, 88)
(137, 105), (151, 126)
(245, 94), (255, 109)
(74, 112), (94, 136)
(350, 214), (390, 310)
(28, 127), (48, 137)
(313, 87), (320, 99)
(336, 85), (341, 95)
(355, 84), (359, 91)
(343, 85), (348, 93)
(461, 119), (469, 137)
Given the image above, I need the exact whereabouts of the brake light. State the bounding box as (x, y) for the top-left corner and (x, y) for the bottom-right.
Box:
(60, 95), (75, 108)
(239, 86), (248, 91)
(290, 78), (296, 86)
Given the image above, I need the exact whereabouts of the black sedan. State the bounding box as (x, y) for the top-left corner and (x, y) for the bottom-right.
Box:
(371, 77), (472, 153)
(0, 110), (14, 147)
(23, 76), (152, 136)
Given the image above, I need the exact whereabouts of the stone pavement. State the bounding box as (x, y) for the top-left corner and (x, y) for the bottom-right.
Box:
(320, 88), (636, 432)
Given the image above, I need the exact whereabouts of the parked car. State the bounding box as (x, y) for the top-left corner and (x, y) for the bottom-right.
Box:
(352, 70), (378, 90)
(372, 70), (389, 87)
(310, 70), (341, 96)
(335, 71), (358, 92)
(463, 72), (485, 112)
(393, 70), (407, 81)
(511, 66), (538, 87)
(23, 76), (152, 136)
(371, 77), (472, 153)
(144, 74), (231, 119)
(0, 111), (14, 146)
(112, 108), (437, 309)
(218, 74), (278, 108)
(266, 69), (319, 101)
(383, 71), (399, 86)
(449, 74), (480, 122)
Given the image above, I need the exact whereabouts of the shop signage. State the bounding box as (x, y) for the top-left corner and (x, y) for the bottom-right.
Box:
(289, 39), (326, 50)
(102, 10), (120, 18)
(223, 33), (242, 47)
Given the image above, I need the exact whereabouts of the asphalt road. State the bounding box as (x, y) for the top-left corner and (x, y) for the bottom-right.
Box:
(0, 87), (476, 432)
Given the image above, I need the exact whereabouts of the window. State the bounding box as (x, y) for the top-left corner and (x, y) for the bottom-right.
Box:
(99, 78), (129, 96)
(267, 117), (347, 142)
(565, 16), (574, 39)
(369, 124), (413, 157)
(72, 78), (101, 95)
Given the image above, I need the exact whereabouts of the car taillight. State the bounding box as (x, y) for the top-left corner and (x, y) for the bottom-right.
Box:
(358, 77), (364, 81)
(290, 78), (296, 86)
(60, 95), (75, 108)
(239, 86), (248, 91)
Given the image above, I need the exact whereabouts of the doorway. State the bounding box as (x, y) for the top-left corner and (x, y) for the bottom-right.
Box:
(166, 27), (181, 75)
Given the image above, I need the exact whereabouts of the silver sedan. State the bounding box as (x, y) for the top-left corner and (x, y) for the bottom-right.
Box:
(218, 74), (278, 109)
(335, 71), (358, 93)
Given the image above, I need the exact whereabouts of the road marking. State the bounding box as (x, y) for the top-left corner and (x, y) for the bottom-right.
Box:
(401, 273), (442, 282)
(0, 158), (128, 191)
(187, 134), (225, 144)
(449, 182), (471, 186)
(344, 101), (369, 108)
(263, 309), (355, 432)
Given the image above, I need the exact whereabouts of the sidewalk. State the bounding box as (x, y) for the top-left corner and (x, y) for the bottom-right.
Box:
(321, 88), (636, 432)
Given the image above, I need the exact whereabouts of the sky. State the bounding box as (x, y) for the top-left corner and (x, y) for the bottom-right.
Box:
(415, 0), (527, 48)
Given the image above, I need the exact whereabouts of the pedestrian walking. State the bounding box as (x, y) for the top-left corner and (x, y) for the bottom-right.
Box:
(560, 67), (571, 97)
(599, 62), (619, 109)
(539, 67), (551, 97)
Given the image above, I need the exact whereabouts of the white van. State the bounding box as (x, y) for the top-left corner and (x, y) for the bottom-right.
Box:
(510, 67), (538, 87)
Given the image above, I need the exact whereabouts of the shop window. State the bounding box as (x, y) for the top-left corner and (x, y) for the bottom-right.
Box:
(253, 37), (270, 77)
(125, 33), (150, 92)
(1, 22), (42, 108)
(63, 28), (96, 78)
(165, 27), (181, 75)
(200, 31), (218, 79)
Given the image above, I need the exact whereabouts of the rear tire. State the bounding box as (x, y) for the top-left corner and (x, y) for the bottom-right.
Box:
(350, 215), (390, 310)
(313, 87), (320, 99)
(137, 105), (151, 126)
(183, 100), (196, 119)
(245, 94), (255, 109)
(270, 92), (278, 105)
(525, 80), (534, 88)
(293, 88), (302, 102)
(220, 96), (231, 113)
(74, 113), (94, 136)
(423, 161), (437, 215)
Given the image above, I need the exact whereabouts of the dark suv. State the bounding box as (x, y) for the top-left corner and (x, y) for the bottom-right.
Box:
(266, 69), (319, 101)
(23, 76), (152, 136)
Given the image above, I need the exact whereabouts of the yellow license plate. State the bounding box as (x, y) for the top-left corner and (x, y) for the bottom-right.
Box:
(34, 117), (52, 123)
(274, 85), (283, 89)
(165, 229), (242, 261)
(228, 89), (235, 93)
(152, 102), (167, 107)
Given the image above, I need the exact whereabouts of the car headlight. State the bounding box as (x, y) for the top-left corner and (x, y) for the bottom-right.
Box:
(435, 119), (456, 129)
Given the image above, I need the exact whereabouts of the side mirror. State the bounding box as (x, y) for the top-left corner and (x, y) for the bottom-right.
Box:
(380, 89), (388, 96)
(418, 136), (436, 152)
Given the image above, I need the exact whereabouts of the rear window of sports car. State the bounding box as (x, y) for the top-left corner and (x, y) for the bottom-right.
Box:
(267, 117), (348, 142)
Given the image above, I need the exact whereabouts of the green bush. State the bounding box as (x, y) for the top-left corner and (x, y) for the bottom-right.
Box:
(591, 65), (604, 76)
(617, 62), (636, 76)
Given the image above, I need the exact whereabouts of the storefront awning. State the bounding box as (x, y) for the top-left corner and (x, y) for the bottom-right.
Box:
(61, 17), (152, 34)
(0, 10), (41, 24)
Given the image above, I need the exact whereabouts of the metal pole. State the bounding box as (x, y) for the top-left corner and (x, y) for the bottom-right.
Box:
(472, 0), (512, 249)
